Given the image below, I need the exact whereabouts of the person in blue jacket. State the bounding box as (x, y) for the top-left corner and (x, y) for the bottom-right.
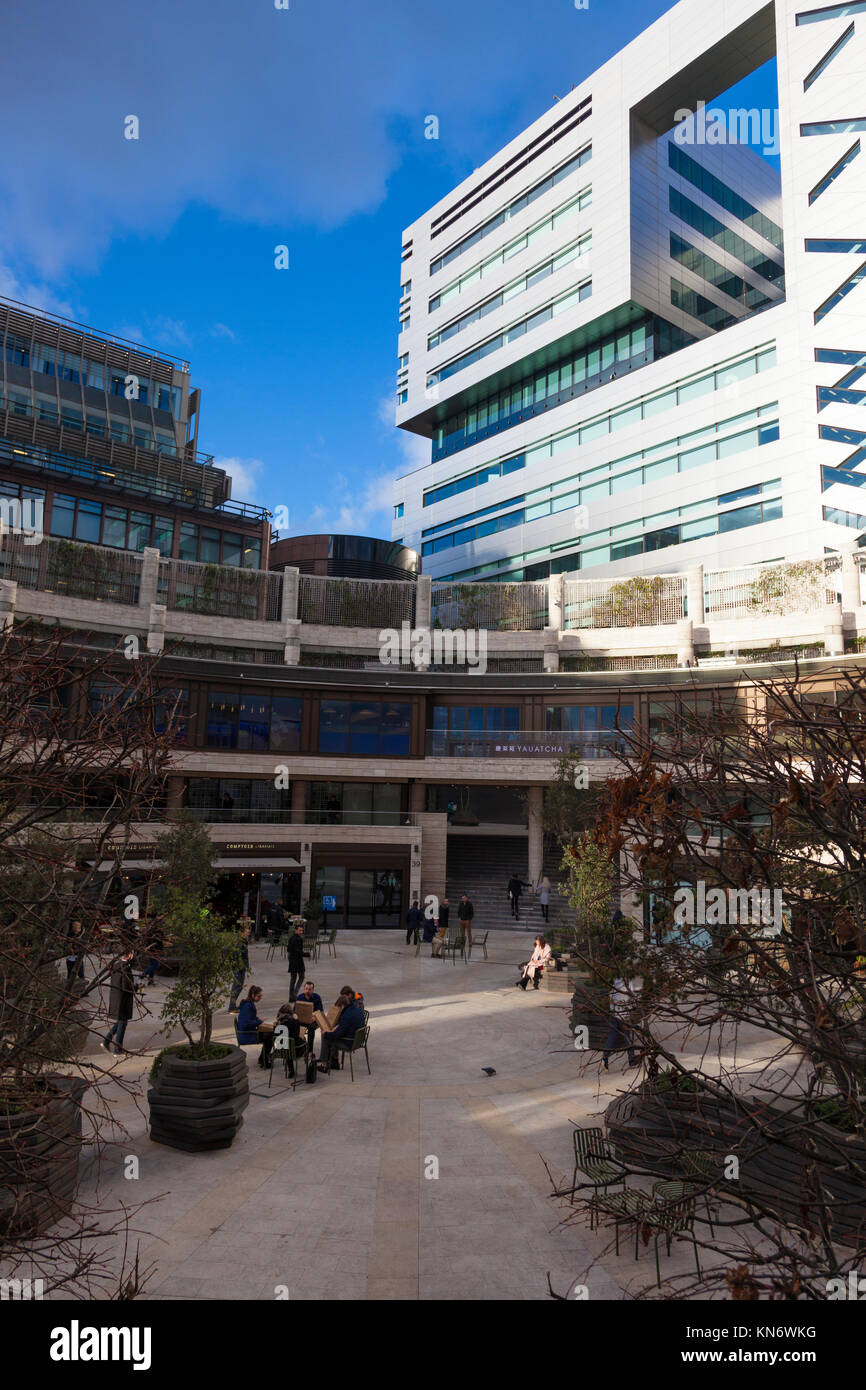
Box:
(295, 979), (324, 1013)
(237, 985), (265, 1049)
(318, 997), (364, 1073)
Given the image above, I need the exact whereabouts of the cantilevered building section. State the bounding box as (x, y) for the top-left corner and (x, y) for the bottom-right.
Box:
(393, 0), (866, 583)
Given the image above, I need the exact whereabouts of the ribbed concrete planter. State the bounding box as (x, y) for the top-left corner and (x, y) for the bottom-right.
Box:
(148, 1045), (250, 1153)
(0, 1076), (86, 1236)
(569, 982), (611, 1050)
(605, 1088), (866, 1245)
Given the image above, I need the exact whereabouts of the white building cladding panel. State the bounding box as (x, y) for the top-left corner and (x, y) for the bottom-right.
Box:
(393, 0), (866, 582)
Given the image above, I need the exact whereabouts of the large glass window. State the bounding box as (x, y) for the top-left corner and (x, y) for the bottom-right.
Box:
(317, 700), (411, 756)
(206, 690), (304, 751)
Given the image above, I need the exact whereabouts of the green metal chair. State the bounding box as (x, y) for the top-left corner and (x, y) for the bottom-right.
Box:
(651, 1182), (701, 1285)
(589, 1189), (652, 1256)
(442, 930), (467, 964)
(679, 1150), (718, 1236)
(333, 1024), (371, 1081)
(468, 930), (489, 960)
(268, 1031), (308, 1091)
(571, 1126), (626, 1205)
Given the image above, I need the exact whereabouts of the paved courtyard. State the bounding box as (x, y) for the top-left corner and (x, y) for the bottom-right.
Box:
(67, 928), (769, 1301)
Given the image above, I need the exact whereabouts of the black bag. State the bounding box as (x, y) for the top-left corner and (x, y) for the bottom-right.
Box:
(305, 1049), (318, 1085)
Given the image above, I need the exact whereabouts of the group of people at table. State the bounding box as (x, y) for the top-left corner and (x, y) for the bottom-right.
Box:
(236, 978), (364, 1075)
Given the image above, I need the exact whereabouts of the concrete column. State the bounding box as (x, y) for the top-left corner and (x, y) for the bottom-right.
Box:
(415, 573), (432, 629)
(548, 573), (564, 631)
(147, 603), (167, 654)
(0, 578), (17, 630)
(676, 617), (695, 668)
(139, 547), (160, 609)
(408, 780), (425, 814)
(291, 778), (307, 824)
(686, 565), (705, 625)
(840, 546), (861, 630)
(542, 627), (560, 672)
(283, 617), (301, 666)
(410, 833), (423, 906)
(281, 565), (300, 621)
(165, 777), (184, 812)
(824, 605), (845, 658)
(527, 786), (544, 885)
(299, 839), (313, 907)
(619, 846), (645, 941)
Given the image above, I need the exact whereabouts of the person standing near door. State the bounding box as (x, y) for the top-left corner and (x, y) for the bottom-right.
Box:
(287, 923), (306, 1001)
(405, 898), (422, 946)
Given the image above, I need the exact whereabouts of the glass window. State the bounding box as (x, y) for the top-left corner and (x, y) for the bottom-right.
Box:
(222, 533), (243, 567)
(244, 538), (262, 570)
(719, 503), (762, 532)
(319, 699), (350, 754)
(200, 527), (221, 563)
(129, 511), (152, 551)
(75, 498), (102, 543)
(50, 494), (76, 538)
(350, 700), (380, 755)
(239, 693), (270, 751)
(381, 701), (411, 755)
(271, 696), (302, 751)
(206, 691), (239, 749)
(154, 517), (174, 554)
(179, 523), (198, 562)
(102, 505), (127, 548)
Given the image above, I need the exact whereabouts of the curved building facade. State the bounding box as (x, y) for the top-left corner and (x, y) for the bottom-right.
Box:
(269, 534), (419, 581)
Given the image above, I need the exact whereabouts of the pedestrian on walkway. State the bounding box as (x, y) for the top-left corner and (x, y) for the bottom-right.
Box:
(536, 875), (552, 923)
(432, 898), (449, 956)
(101, 951), (135, 1054)
(228, 924), (251, 1012)
(457, 893), (473, 946)
(602, 977), (640, 1069)
(65, 920), (85, 982)
(405, 898), (423, 946)
(507, 872), (529, 920)
(287, 923), (306, 1001)
(140, 921), (164, 985)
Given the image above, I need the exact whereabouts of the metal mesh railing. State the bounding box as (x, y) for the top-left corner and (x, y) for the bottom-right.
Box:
(563, 574), (686, 629)
(298, 575), (416, 628)
(560, 653), (679, 671)
(160, 558), (282, 621)
(705, 559), (840, 617)
(0, 532), (142, 605)
(431, 581), (548, 631)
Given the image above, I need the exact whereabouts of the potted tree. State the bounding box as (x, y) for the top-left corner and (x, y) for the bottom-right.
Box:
(147, 815), (249, 1152)
(148, 904), (249, 1152)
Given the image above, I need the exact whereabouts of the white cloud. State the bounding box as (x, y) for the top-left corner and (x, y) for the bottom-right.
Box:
(214, 455), (265, 506)
(0, 262), (76, 320)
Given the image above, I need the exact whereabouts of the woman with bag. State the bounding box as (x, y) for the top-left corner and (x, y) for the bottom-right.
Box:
(516, 935), (551, 991)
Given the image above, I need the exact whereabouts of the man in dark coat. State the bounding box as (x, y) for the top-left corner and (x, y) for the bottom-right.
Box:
(287, 923), (306, 1001)
(405, 898), (423, 945)
(101, 951), (135, 1055)
(318, 1000), (364, 1073)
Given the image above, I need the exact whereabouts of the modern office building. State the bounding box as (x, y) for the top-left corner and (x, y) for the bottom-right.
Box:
(393, 0), (866, 584)
(269, 534), (419, 581)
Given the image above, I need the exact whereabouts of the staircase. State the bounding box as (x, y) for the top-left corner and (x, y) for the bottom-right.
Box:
(444, 833), (573, 936)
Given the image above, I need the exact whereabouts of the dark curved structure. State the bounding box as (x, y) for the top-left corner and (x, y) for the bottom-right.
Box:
(269, 533), (419, 581)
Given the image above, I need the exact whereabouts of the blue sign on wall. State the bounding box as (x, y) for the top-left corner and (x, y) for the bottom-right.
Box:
(322, 895), (337, 912)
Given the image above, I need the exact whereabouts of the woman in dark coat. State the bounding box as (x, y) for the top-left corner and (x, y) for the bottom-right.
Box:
(101, 951), (135, 1054)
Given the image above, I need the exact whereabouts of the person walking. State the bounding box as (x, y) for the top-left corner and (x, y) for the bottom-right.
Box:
(140, 921), (164, 985)
(507, 872), (529, 921)
(602, 977), (639, 1069)
(101, 951), (135, 1055)
(228, 925), (251, 1013)
(65, 920), (85, 982)
(287, 923), (306, 1001)
(537, 875), (552, 924)
(457, 893), (474, 946)
(516, 935), (551, 990)
(405, 898), (423, 946)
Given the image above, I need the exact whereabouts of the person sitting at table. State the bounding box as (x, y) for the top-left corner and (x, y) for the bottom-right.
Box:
(237, 986), (266, 1063)
(296, 979), (324, 1014)
(318, 995), (364, 1074)
(259, 1000), (303, 1073)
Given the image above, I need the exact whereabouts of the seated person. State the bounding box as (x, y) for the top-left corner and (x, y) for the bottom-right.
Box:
(421, 914), (436, 946)
(237, 986), (266, 1060)
(260, 1000), (303, 1073)
(318, 997), (364, 1073)
(295, 979), (324, 1014)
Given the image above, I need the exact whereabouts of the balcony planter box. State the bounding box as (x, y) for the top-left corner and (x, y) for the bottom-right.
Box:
(147, 1044), (249, 1153)
(0, 1076), (86, 1236)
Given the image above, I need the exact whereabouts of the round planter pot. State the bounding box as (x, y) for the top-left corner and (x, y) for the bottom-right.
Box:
(0, 1075), (86, 1236)
(148, 1045), (250, 1153)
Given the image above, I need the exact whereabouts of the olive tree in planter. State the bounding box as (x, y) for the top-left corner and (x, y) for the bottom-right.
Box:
(148, 905), (249, 1152)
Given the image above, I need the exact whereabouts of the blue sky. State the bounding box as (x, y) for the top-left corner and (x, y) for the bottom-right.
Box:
(0, 0), (777, 543)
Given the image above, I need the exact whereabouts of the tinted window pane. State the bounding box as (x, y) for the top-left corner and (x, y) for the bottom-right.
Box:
(206, 691), (238, 749)
(271, 696), (302, 751)
(238, 693), (270, 751)
(381, 702), (411, 755)
(319, 699), (349, 753)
